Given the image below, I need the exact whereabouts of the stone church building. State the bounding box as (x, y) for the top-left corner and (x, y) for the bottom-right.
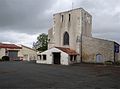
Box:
(37, 8), (120, 65)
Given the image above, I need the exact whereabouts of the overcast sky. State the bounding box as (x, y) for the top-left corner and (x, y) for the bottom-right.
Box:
(0, 0), (120, 47)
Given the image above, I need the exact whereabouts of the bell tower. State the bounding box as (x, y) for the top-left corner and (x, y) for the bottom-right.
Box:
(48, 8), (92, 53)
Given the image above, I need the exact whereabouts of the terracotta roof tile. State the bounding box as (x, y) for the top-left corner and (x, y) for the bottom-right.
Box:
(55, 47), (79, 55)
(0, 43), (22, 49)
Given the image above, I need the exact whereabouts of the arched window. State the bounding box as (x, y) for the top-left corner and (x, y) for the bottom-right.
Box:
(63, 32), (69, 45)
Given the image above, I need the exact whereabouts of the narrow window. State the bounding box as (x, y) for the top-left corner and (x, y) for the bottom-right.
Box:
(63, 32), (69, 45)
(43, 55), (46, 60)
(69, 14), (71, 22)
(62, 15), (64, 22)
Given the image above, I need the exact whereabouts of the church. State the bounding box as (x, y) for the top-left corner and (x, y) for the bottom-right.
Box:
(37, 8), (120, 65)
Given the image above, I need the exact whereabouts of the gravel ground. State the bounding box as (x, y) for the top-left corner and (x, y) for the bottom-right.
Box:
(0, 61), (120, 89)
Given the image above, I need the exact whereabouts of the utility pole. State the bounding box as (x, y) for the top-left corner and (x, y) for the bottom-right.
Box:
(80, 29), (83, 63)
(80, 13), (83, 63)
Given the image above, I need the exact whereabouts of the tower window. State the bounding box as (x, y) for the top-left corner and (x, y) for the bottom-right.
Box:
(63, 32), (69, 45)
(69, 14), (71, 22)
(61, 15), (64, 22)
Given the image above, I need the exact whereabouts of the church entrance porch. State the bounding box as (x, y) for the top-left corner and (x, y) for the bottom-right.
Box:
(53, 52), (61, 64)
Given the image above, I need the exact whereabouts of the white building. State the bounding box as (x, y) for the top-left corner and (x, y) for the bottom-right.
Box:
(37, 47), (78, 65)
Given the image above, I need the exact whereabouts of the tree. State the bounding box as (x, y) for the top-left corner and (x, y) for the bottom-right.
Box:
(33, 33), (48, 52)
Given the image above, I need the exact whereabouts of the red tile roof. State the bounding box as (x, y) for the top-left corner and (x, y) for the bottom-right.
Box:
(0, 43), (22, 49)
(55, 47), (79, 55)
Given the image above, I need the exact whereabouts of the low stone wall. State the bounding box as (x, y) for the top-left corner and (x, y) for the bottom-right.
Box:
(115, 53), (120, 61)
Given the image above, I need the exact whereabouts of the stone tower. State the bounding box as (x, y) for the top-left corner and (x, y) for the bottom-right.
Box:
(48, 8), (92, 54)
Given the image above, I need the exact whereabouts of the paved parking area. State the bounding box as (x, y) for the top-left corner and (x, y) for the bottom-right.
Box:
(0, 61), (120, 88)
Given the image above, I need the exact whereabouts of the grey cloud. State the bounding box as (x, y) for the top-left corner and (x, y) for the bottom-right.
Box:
(0, 31), (39, 47)
(93, 32), (120, 43)
(0, 0), (120, 46)
(0, 0), (54, 34)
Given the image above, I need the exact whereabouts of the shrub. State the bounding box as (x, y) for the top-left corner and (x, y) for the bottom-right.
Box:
(104, 60), (113, 65)
(115, 61), (120, 65)
(2, 56), (10, 61)
(0, 59), (2, 61)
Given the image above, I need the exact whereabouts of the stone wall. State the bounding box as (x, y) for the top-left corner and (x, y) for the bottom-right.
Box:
(116, 54), (119, 61)
(18, 45), (37, 61)
(48, 28), (55, 49)
(81, 9), (92, 37)
(82, 36), (115, 63)
(0, 48), (5, 59)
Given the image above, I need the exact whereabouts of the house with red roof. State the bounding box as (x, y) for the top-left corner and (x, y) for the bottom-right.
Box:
(0, 43), (37, 61)
(0, 43), (22, 60)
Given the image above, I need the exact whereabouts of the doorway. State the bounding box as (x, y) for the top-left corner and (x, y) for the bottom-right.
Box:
(8, 50), (18, 60)
(53, 52), (61, 64)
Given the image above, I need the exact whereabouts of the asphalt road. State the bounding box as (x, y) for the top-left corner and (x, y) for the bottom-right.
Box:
(0, 61), (120, 89)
